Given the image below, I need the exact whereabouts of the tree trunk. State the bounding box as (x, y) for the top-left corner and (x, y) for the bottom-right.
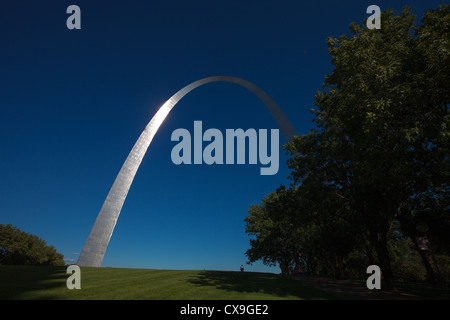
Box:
(417, 248), (436, 283)
(374, 232), (395, 291)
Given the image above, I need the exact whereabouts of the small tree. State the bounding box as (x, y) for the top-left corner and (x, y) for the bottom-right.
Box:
(0, 224), (65, 266)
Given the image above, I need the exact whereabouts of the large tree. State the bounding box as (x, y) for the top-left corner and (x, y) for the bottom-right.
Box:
(285, 5), (449, 289)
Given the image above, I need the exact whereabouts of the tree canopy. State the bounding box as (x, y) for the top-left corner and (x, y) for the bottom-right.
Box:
(0, 224), (65, 266)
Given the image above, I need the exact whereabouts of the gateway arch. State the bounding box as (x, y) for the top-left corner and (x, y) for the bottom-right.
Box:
(77, 76), (297, 267)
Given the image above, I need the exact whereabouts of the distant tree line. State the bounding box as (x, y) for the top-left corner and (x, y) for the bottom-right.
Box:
(244, 5), (450, 290)
(0, 224), (65, 266)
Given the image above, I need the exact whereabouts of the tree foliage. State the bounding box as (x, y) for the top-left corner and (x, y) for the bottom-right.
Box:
(0, 224), (65, 266)
(244, 5), (449, 289)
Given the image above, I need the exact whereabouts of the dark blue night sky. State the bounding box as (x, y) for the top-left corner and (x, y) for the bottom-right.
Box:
(0, 0), (443, 272)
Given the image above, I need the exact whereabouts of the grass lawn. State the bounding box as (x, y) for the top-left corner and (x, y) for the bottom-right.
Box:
(0, 265), (337, 300)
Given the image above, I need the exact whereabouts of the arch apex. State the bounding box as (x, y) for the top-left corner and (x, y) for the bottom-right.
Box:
(77, 76), (297, 267)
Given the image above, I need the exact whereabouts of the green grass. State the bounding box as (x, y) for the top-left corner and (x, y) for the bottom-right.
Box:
(392, 280), (449, 299)
(0, 265), (337, 300)
(342, 277), (449, 299)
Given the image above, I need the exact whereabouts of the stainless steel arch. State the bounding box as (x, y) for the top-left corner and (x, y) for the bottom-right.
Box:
(77, 76), (297, 267)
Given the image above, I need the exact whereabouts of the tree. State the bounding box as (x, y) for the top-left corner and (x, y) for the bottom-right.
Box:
(285, 5), (449, 289)
(0, 224), (65, 266)
(244, 188), (303, 275)
(244, 184), (363, 276)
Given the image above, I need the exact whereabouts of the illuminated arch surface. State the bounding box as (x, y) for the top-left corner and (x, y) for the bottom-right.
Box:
(77, 76), (297, 267)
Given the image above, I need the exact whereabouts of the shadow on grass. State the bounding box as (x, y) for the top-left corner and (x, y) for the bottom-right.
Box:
(0, 265), (68, 300)
(187, 270), (337, 299)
